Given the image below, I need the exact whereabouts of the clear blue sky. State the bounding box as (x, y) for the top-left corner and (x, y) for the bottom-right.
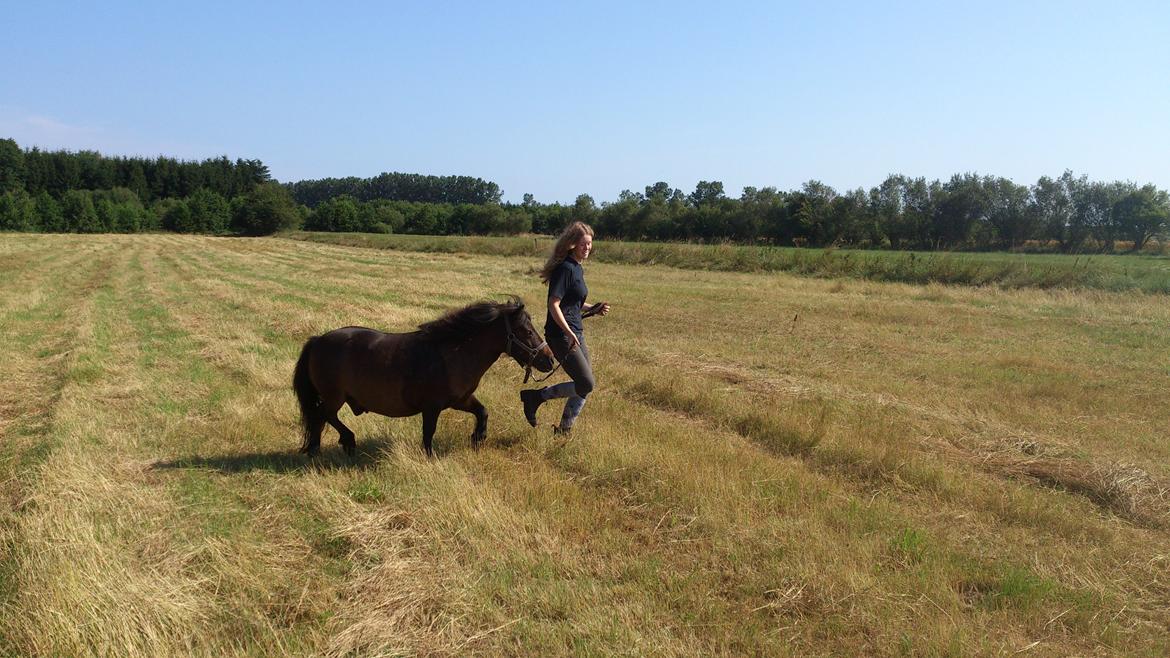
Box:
(3, 1), (1168, 203)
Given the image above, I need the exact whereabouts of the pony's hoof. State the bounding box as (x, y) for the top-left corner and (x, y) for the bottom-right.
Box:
(340, 440), (357, 457)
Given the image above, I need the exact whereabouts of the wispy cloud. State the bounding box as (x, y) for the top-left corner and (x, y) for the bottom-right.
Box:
(23, 114), (91, 134)
(0, 109), (101, 149)
(0, 107), (224, 161)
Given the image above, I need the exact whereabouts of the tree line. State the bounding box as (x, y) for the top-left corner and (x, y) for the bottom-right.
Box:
(304, 174), (1170, 252)
(0, 138), (300, 235)
(287, 173), (501, 207)
(0, 139), (270, 203)
(572, 174), (1169, 252)
(0, 139), (505, 237)
(2, 137), (1167, 251)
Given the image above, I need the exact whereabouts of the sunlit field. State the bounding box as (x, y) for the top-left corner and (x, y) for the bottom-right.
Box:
(1, 233), (1168, 656)
(287, 231), (1170, 294)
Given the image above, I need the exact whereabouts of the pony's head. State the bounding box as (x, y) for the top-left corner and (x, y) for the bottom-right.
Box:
(500, 298), (555, 375)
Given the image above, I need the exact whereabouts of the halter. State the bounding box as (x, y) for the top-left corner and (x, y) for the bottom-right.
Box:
(502, 311), (560, 384)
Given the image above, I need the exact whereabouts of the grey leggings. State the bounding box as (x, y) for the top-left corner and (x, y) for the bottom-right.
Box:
(539, 333), (595, 429)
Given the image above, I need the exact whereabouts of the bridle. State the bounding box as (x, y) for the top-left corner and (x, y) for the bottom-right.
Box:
(502, 311), (561, 384)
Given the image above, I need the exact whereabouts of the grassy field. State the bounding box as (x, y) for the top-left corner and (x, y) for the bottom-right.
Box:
(286, 231), (1170, 294)
(1, 233), (1168, 656)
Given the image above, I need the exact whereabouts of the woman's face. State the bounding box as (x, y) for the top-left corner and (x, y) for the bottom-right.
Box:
(572, 234), (593, 261)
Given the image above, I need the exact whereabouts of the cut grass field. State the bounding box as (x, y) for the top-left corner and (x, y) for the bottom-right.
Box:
(1, 233), (1168, 656)
(286, 231), (1170, 294)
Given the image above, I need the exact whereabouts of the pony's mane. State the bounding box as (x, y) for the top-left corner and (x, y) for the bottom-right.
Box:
(416, 297), (525, 341)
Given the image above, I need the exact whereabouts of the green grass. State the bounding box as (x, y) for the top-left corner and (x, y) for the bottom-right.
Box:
(284, 230), (1170, 293)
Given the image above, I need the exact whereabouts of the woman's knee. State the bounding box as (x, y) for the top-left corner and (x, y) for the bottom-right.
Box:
(574, 372), (595, 398)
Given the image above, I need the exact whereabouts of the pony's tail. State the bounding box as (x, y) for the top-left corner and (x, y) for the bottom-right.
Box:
(293, 336), (323, 453)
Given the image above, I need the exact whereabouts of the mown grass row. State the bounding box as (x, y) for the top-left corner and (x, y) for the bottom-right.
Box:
(283, 231), (1170, 293)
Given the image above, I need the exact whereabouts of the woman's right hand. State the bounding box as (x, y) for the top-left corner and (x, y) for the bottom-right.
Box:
(565, 332), (580, 352)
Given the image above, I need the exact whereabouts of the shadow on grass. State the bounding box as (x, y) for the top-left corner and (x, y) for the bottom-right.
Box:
(151, 436), (396, 474)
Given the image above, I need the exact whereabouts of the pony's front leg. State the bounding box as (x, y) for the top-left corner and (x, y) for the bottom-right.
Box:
(421, 408), (440, 458)
(452, 395), (488, 449)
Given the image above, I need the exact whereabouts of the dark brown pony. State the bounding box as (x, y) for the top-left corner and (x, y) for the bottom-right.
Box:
(292, 298), (554, 457)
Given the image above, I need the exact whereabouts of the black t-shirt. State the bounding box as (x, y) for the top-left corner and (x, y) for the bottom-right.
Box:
(545, 256), (588, 339)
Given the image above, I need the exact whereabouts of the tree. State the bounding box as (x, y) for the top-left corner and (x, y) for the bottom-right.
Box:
(106, 190), (147, 232)
(638, 197), (676, 240)
(360, 201), (405, 233)
(231, 183), (301, 236)
(34, 192), (64, 232)
(597, 196), (639, 238)
(499, 208), (531, 234)
(904, 178), (939, 249)
(60, 190), (102, 233)
(688, 180), (726, 207)
(1113, 184), (1169, 251)
(1032, 172), (1076, 250)
(451, 203), (506, 235)
(869, 175), (904, 247)
(94, 197), (118, 232)
(1074, 181), (1124, 251)
(836, 188), (876, 245)
(571, 194), (596, 223)
(288, 172), (501, 207)
(0, 190), (35, 231)
(187, 188), (231, 233)
(403, 203), (447, 234)
(739, 187), (791, 244)
(644, 181), (676, 202)
(160, 198), (194, 233)
(306, 195), (362, 232)
(532, 203), (571, 235)
(985, 177), (1035, 249)
(933, 174), (990, 248)
(0, 138), (25, 193)
(794, 180), (837, 244)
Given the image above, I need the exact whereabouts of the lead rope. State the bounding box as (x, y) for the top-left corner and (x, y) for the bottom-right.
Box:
(517, 305), (599, 384)
(524, 358), (564, 384)
(503, 311), (562, 385)
(506, 306), (593, 386)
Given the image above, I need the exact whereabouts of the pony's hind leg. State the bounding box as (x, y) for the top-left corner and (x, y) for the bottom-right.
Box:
(302, 415), (326, 456)
(421, 409), (440, 458)
(326, 414), (357, 457)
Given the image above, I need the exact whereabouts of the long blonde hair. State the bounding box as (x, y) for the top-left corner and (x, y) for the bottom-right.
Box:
(540, 221), (594, 282)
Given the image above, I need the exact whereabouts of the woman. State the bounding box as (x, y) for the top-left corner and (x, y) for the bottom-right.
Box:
(521, 221), (611, 435)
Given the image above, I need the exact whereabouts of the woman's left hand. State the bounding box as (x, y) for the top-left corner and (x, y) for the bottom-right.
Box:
(596, 302), (611, 316)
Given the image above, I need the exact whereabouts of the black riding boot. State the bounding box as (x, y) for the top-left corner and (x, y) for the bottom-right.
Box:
(520, 389), (544, 427)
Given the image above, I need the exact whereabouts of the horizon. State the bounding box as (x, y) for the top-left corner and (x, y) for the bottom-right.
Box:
(2, 1), (1168, 204)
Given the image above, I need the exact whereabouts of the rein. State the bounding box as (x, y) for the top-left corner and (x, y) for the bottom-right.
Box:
(503, 312), (556, 384)
(525, 358), (564, 384)
(504, 302), (603, 384)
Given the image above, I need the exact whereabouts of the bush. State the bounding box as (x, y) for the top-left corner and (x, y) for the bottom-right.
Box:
(160, 199), (194, 233)
(60, 190), (101, 233)
(187, 188), (231, 234)
(231, 183), (301, 236)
